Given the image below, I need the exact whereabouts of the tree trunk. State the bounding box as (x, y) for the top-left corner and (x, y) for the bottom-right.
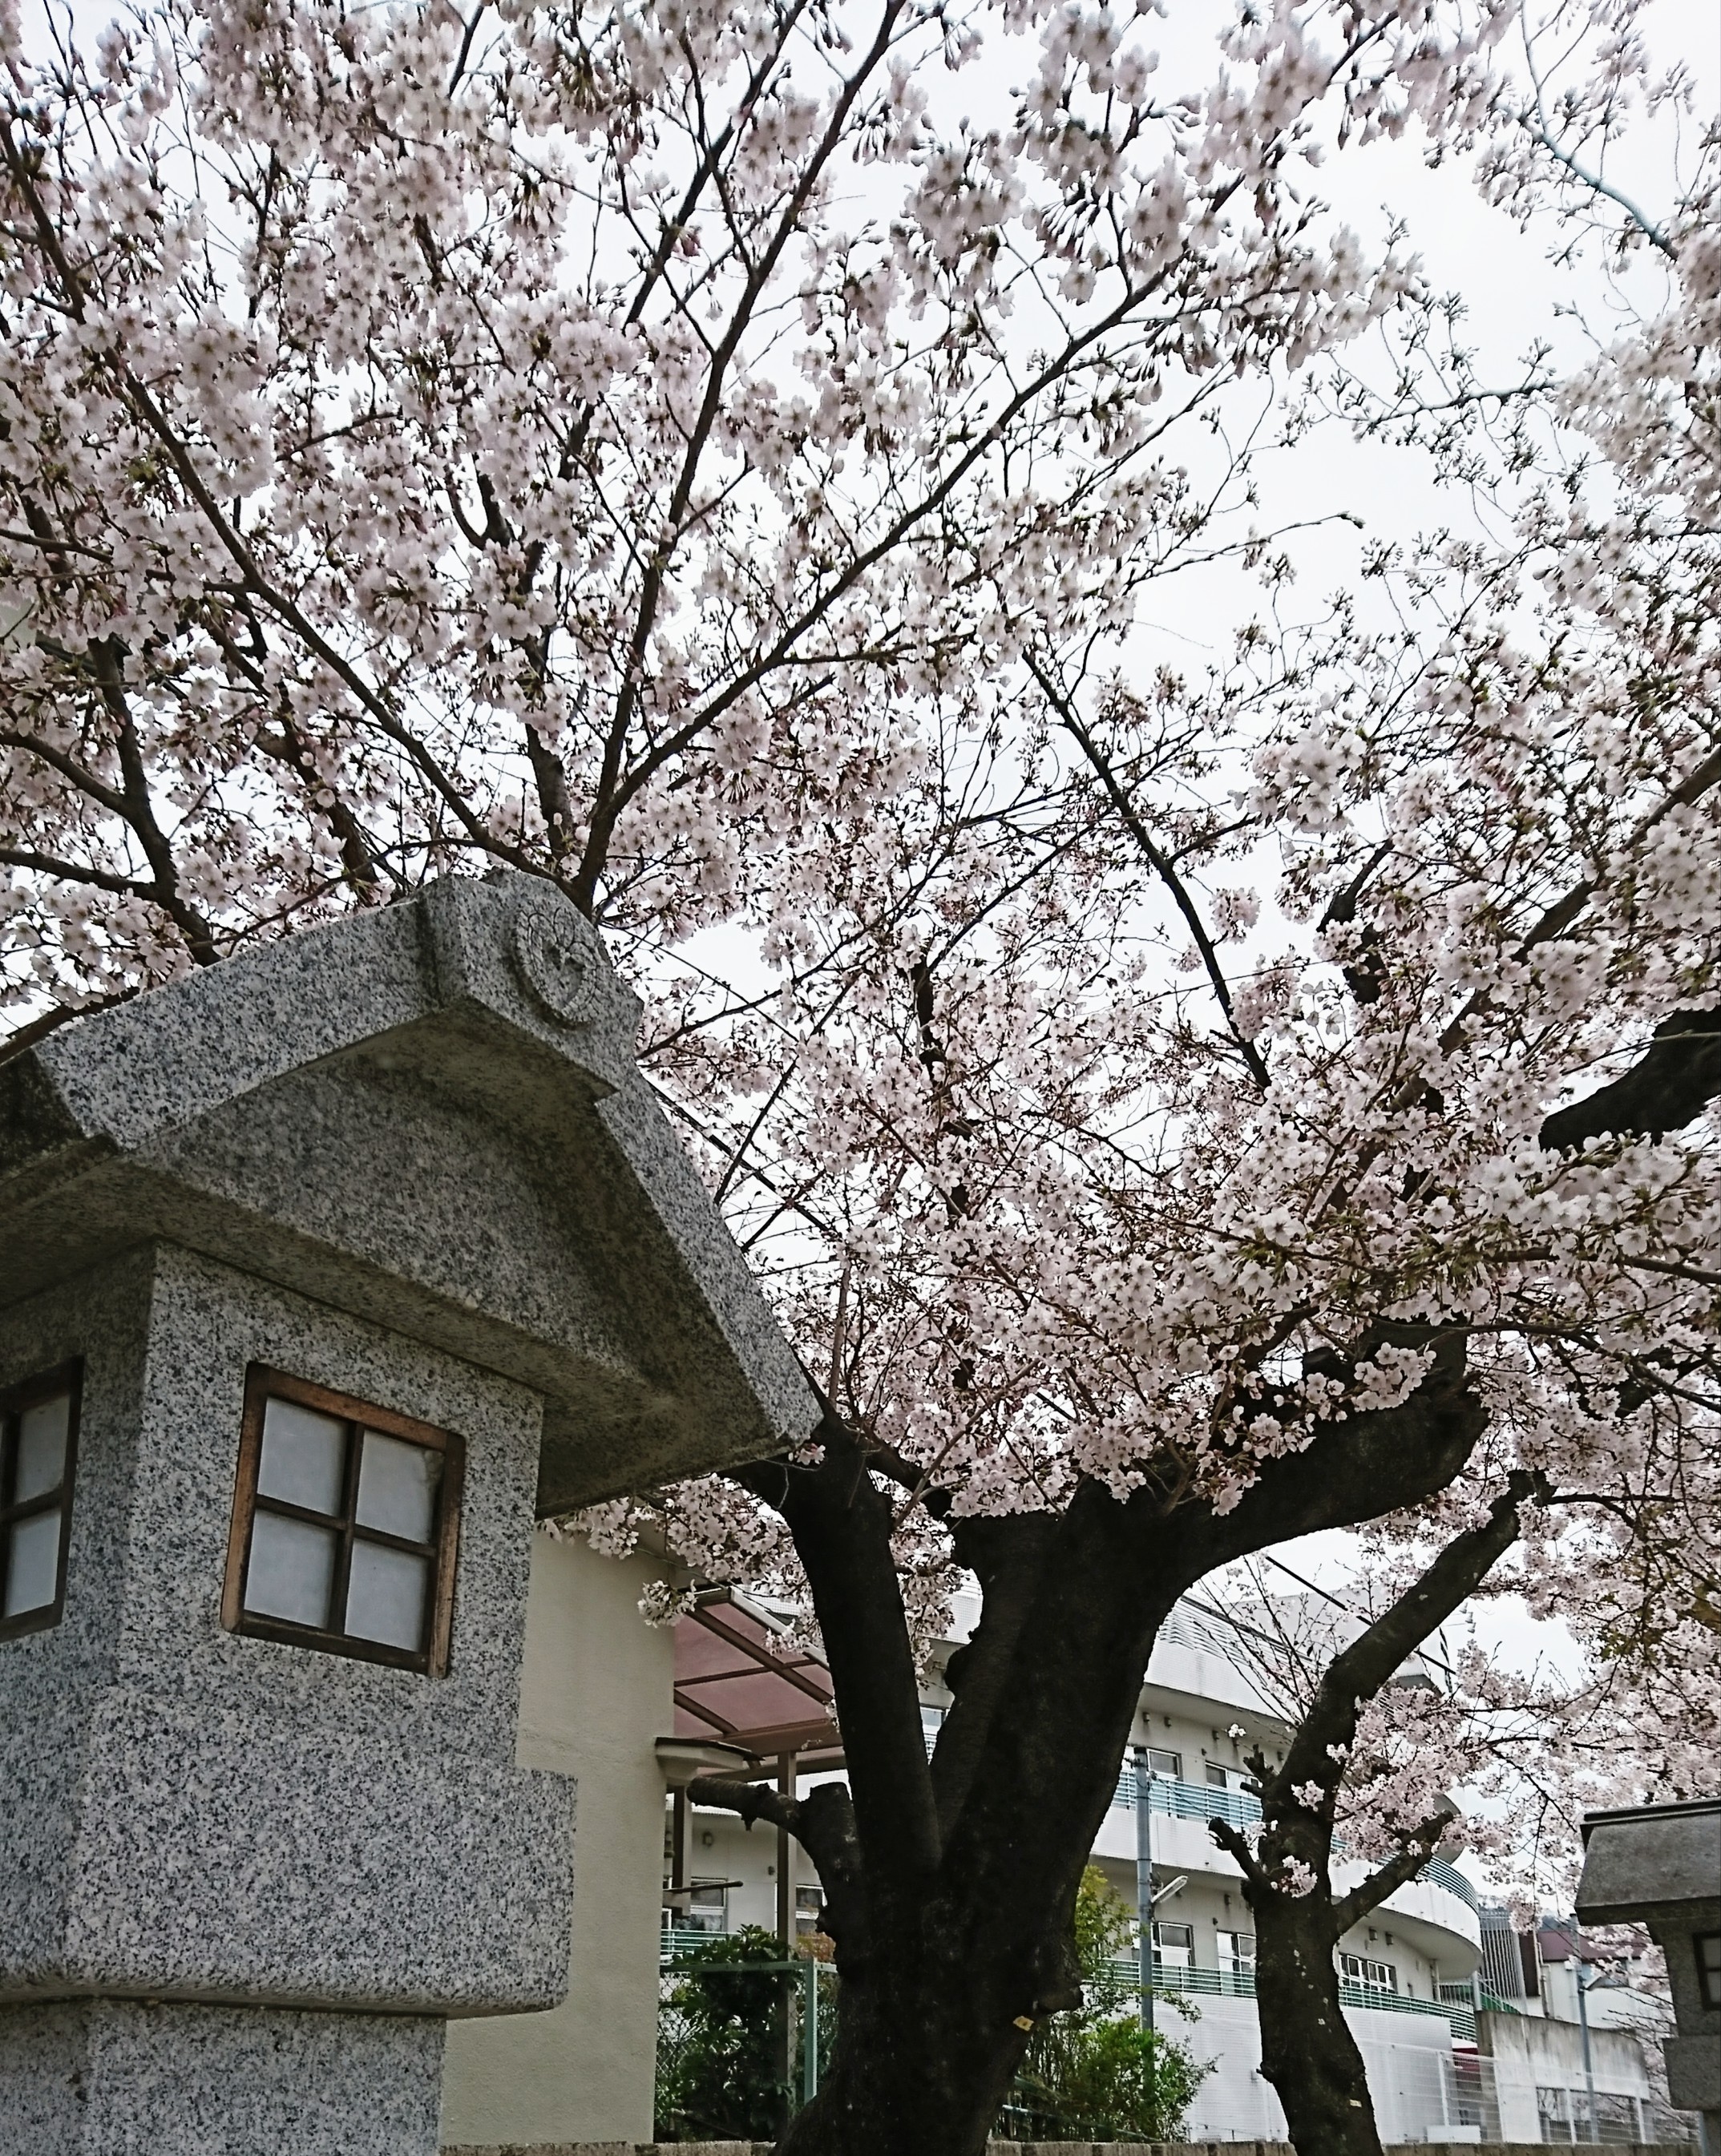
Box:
(697, 1334), (1489, 2156)
(777, 1924), (1031, 2156)
(1251, 1887), (1382, 2156)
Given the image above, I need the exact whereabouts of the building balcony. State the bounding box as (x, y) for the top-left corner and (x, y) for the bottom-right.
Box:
(1117, 1958), (1477, 2041)
(1093, 1772), (1481, 1960)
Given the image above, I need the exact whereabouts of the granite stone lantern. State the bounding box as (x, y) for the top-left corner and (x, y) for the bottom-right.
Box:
(1576, 1797), (1721, 2156)
(0, 872), (816, 2154)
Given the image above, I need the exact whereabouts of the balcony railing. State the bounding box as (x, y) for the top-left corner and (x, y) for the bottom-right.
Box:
(662, 1924), (741, 1959)
(1105, 1958), (1477, 2041)
(1112, 1774), (1479, 1920)
(1113, 1769), (1262, 1831)
(665, 1928), (1475, 2043)
(1419, 1856), (1479, 1911)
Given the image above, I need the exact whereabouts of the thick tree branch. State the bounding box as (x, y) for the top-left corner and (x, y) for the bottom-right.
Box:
(1209, 1815), (1271, 1889)
(689, 1775), (870, 1957)
(0, 725), (131, 822)
(1541, 1010), (1721, 1150)
(0, 846), (156, 900)
(1269, 1470), (1543, 1809)
(91, 640), (219, 963)
(689, 1774), (799, 1834)
(1330, 1810), (1454, 1938)
(730, 1418), (942, 1900)
(932, 1513), (1059, 1836)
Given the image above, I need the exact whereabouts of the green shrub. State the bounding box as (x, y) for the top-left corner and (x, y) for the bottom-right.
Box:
(1000, 1867), (1214, 2142)
(655, 1926), (793, 2142)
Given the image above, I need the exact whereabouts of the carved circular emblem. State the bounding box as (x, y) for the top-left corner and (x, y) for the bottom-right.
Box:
(513, 890), (600, 1026)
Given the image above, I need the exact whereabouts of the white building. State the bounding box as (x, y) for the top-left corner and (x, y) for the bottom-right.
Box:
(1471, 1910), (1686, 2144)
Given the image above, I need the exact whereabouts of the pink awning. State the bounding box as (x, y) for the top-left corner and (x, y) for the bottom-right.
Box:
(672, 1590), (840, 1763)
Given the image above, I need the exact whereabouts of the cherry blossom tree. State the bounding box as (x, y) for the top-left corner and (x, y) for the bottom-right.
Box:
(649, 22), (1721, 2141)
(1203, 1481), (1570, 2156)
(4, 0), (1719, 2150)
(1203, 1428), (1717, 2156)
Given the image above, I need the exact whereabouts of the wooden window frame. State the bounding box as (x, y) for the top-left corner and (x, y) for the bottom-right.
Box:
(222, 1364), (463, 1676)
(0, 1359), (82, 1641)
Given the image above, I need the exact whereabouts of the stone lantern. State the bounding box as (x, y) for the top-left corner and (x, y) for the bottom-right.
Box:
(0, 873), (815, 2154)
(1576, 1797), (1721, 2155)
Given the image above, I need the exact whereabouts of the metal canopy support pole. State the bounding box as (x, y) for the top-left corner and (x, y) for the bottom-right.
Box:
(1134, 1745), (1154, 2033)
(672, 1787), (688, 1896)
(777, 1751), (796, 2122)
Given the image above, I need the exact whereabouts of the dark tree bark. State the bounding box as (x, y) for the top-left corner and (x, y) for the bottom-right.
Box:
(1208, 1475), (1545, 2156)
(1541, 1010), (1721, 1151)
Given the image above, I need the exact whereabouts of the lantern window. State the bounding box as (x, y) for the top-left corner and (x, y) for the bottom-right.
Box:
(0, 1362), (80, 1637)
(224, 1367), (462, 1674)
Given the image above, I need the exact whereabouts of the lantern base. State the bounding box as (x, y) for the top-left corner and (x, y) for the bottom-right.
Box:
(0, 1997), (444, 2154)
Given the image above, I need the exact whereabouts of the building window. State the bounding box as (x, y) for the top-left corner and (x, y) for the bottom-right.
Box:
(796, 1885), (826, 1935)
(223, 1366), (463, 1675)
(0, 1363), (80, 1637)
(1537, 2085), (1577, 2143)
(1152, 1922), (1195, 1968)
(684, 1881), (728, 1934)
(1218, 1929), (1256, 1976)
(1697, 1933), (1721, 2010)
(1340, 1952), (1398, 1992)
(1144, 1747), (1182, 1781)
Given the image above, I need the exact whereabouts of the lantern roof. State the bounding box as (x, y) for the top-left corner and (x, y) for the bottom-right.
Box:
(0, 872), (816, 1508)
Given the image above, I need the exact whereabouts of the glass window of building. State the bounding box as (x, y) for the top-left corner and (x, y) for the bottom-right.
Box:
(1696, 1932), (1721, 2010)
(223, 1366), (463, 1675)
(1152, 1921), (1195, 1968)
(1537, 2086), (1576, 2143)
(0, 1363), (80, 1637)
(685, 1881), (728, 1934)
(1217, 1929), (1256, 1974)
(1144, 1747), (1182, 1780)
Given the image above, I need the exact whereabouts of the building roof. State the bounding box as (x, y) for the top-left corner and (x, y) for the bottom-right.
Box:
(0, 872), (816, 1508)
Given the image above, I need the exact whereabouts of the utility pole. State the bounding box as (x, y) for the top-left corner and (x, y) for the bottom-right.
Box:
(1134, 1744), (1154, 2034)
(670, 1787), (688, 1904)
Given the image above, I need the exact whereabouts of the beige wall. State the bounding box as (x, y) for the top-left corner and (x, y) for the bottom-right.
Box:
(440, 1531), (674, 2148)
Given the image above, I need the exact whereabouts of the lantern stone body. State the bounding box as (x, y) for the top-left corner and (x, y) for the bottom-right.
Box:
(1575, 1799), (1721, 2155)
(0, 874), (816, 2154)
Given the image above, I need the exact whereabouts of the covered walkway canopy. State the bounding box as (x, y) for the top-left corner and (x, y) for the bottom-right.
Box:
(671, 1588), (840, 1770)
